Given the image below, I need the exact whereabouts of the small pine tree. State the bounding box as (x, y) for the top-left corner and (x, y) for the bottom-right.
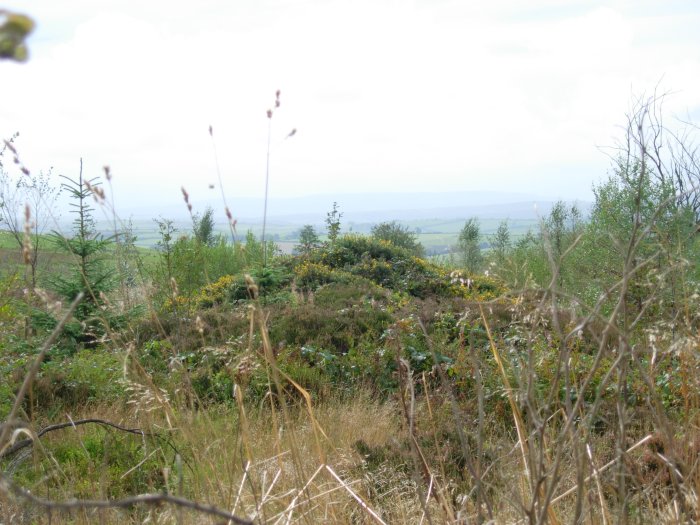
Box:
(48, 163), (116, 346)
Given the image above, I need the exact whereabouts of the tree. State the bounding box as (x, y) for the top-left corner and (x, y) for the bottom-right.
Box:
(489, 219), (511, 265)
(574, 100), (700, 515)
(582, 160), (692, 312)
(115, 218), (142, 308)
(541, 201), (583, 287)
(325, 201), (342, 245)
(615, 92), (700, 224)
(47, 162), (117, 346)
(457, 217), (482, 273)
(370, 221), (425, 257)
(295, 224), (320, 256)
(153, 217), (177, 286)
(193, 206), (216, 247)
(0, 136), (60, 288)
(508, 229), (549, 287)
(543, 201), (582, 262)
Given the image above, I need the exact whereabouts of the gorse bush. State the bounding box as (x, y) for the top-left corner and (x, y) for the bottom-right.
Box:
(293, 260), (342, 291)
(303, 233), (504, 299)
(193, 274), (239, 308)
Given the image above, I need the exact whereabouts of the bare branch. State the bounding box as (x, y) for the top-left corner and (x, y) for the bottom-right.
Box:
(1, 418), (146, 459)
(0, 477), (253, 525)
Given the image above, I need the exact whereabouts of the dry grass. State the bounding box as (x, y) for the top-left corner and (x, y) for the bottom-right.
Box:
(2, 388), (420, 524)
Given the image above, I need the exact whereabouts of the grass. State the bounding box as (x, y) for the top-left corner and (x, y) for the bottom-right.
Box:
(3, 395), (425, 523)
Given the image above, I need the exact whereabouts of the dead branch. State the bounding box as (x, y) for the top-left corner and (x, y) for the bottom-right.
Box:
(0, 418), (145, 459)
(0, 475), (253, 525)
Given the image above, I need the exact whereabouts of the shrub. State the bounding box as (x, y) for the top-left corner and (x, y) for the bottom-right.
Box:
(301, 234), (483, 299)
(11, 426), (167, 499)
(270, 296), (393, 356)
(370, 221), (425, 257)
(31, 349), (124, 414)
(194, 274), (238, 307)
(294, 261), (336, 291)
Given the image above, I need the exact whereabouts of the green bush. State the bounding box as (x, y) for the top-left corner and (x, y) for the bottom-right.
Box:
(270, 299), (393, 356)
(138, 339), (173, 378)
(190, 367), (236, 404)
(11, 427), (167, 499)
(31, 349), (124, 414)
(316, 234), (410, 269)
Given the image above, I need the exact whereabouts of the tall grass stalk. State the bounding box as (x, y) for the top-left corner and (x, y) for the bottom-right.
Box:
(208, 125), (239, 244)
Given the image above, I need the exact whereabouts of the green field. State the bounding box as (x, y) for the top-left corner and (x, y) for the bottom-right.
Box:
(87, 216), (541, 255)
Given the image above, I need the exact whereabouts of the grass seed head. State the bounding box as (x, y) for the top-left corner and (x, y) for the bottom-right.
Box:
(181, 186), (192, 212)
(3, 138), (17, 154)
(22, 204), (32, 264)
(244, 274), (258, 299)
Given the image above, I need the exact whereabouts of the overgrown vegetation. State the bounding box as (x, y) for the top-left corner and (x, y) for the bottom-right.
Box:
(2, 94), (700, 524)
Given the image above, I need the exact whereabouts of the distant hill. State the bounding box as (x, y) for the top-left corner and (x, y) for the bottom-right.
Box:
(114, 190), (591, 225)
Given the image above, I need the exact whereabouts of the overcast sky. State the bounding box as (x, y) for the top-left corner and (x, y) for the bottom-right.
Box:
(2, 0), (699, 216)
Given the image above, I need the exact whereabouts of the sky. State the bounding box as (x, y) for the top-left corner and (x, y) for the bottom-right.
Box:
(1, 0), (700, 218)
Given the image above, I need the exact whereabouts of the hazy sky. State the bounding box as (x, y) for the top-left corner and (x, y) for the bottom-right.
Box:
(2, 0), (700, 215)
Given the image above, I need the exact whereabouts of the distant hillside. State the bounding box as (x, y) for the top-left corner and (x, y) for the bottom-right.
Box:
(113, 190), (591, 224)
